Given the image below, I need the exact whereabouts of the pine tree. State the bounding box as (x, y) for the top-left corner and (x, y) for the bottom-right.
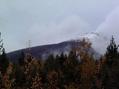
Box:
(0, 32), (4, 55)
(0, 32), (9, 74)
(106, 36), (119, 60)
(18, 51), (25, 65)
(101, 36), (119, 89)
(44, 54), (55, 72)
(63, 51), (80, 85)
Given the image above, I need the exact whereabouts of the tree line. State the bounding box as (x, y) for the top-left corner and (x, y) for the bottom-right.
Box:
(0, 33), (119, 89)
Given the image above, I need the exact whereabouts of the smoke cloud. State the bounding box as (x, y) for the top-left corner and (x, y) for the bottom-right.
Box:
(1, 0), (119, 52)
(90, 7), (119, 54)
(26, 15), (91, 46)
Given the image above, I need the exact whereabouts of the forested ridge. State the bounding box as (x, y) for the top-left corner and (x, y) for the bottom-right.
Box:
(0, 33), (119, 89)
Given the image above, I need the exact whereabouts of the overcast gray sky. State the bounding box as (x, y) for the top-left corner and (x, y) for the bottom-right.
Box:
(1, 0), (119, 52)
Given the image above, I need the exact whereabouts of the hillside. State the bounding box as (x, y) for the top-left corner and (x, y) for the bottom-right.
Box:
(7, 39), (100, 63)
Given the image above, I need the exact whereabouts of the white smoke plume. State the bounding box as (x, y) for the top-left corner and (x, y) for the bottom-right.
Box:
(90, 7), (119, 54)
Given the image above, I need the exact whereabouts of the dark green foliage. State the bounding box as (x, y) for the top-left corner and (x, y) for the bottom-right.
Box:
(0, 33), (9, 74)
(18, 51), (25, 65)
(14, 64), (26, 87)
(0, 49), (9, 74)
(101, 36), (119, 89)
(44, 54), (56, 72)
(63, 51), (80, 83)
(1, 34), (119, 89)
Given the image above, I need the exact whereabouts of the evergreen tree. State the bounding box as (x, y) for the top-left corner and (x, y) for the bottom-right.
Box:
(0, 33), (3, 55)
(63, 51), (80, 85)
(0, 32), (9, 74)
(0, 49), (9, 74)
(101, 36), (119, 89)
(106, 36), (119, 60)
(18, 51), (25, 65)
(44, 54), (55, 72)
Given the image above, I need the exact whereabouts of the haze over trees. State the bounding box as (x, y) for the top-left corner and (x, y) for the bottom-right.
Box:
(0, 32), (119, 89)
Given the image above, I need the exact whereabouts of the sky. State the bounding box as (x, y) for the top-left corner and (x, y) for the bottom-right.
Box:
(1, 0), (119, 52)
